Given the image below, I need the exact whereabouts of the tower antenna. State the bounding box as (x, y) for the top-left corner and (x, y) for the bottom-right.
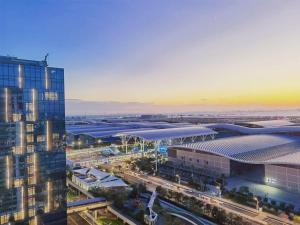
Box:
(44, 53), (49, 66)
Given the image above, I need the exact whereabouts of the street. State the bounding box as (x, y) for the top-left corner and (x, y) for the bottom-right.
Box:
(68, 213), (90, 225)
(121, 170), (294, 225)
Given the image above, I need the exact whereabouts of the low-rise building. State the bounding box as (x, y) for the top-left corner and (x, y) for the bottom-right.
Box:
(72, 167), (127, 191)
(168, 134), (300, 193)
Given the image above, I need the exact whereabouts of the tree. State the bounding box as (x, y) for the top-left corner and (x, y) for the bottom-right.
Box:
(156, 186), (167, 197)
(279, 202), (286, 210)
(114, 194), (125, 209)
(173, 192), (183, 203)
(138, 183), (146, 194)
(232, 216), (244, 225)
(164, 214), (174, 225)
(271, 200), (277, 208)
(227, 212), (235, 225)
(211, 206), (219, 219)
(67, 171), (73, 179)
(130, 184), (139, 198)
(216, 174), (227, 192)
(182, 195), (191, 207)
(215, 209), (227, 225)
(117, 165), (122, 171)
(8, 215), (15, 223)
(173, 218), (183, 225)
(205, 203), (212, 215)
(134, 209), (145, 221)
(239, 186), (249, 194)
(285, 204), (295, 214)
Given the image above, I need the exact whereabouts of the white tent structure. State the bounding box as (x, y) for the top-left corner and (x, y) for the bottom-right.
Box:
(72, 167), (128, 191)
(173, 134), (300, 165)
(117, 126), (217, 172)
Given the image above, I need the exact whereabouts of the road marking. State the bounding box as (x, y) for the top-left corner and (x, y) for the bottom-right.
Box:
(264, 217), (293, 225)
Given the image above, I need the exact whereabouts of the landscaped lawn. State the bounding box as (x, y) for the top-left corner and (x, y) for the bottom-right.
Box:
(67, 190), (77, 202)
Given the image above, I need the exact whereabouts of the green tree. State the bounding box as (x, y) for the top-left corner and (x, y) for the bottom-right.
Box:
(232, 216), (243, 225)
(226, 212), (235, 225)
(211, 206), (219, 219)
(130, 184), (139, 198)
(205, 203), (212, 215)
(134, 209), (145, 221)
(156, 186), (167, 197)
(215, 209), (227, 225)
(138, 183), (146, 194)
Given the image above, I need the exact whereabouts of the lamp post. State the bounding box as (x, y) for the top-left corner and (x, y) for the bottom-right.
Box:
(254, 196), (259, 211)
(176, 174), (181, 185)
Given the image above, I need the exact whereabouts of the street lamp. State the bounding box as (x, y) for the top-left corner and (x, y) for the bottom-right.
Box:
(253, 196), (260, 212)
(175, 174), (181, 185)
(216, 185), (221, 197)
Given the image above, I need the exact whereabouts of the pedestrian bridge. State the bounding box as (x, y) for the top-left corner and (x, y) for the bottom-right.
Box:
(67, 178), (94, 198)
(67, 198), (111, 214)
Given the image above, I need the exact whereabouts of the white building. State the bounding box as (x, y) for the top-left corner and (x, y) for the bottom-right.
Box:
(72, 167), (127, 191)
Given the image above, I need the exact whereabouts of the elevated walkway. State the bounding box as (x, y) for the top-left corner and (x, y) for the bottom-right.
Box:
(67, 198), (111, 214)
(67, 178), (94, 198)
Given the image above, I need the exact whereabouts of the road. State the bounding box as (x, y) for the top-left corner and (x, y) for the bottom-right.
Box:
(122, 170), (295, 225)
(68, 213), (90, 225)
(141, 193), (216, 225)
(67, 155), (296, 225)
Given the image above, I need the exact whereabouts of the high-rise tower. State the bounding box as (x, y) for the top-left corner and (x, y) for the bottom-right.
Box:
(0, 56), (66, 225)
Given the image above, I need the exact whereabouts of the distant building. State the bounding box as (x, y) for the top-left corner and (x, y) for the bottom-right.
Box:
(168, 134), (300, 193)
(0, 56), (66, 225)
(140, 114), (168, 120)
(72, 167), (127, 191)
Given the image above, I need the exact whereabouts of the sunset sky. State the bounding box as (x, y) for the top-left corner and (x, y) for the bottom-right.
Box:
(1, 0), (300, 112)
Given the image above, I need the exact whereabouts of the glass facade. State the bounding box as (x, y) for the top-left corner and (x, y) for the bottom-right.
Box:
(0, 56), (66, 225)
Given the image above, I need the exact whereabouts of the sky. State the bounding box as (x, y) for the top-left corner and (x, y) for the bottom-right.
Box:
(1, 0), (300, 114)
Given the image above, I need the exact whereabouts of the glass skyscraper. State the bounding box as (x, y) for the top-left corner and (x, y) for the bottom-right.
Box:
(0, 56), (66, 225)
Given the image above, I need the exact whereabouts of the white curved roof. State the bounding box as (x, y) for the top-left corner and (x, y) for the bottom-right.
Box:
(117, 126), (217, 141)
(172, 135), (300, 165)
(81, 128), (154, 138)
(266, 151), (300, 165)
(205, 123), (300, 134)
(73, 167), (128, 188)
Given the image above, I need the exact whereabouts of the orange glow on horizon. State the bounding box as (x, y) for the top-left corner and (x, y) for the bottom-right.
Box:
(154, 90), (300, 107)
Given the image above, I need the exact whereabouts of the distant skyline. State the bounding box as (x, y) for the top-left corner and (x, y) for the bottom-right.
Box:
(1, 0), (300, 114)
(66, 99), (300, 116)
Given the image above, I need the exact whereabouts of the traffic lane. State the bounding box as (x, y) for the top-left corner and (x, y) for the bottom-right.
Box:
(221, 202), (259, 217)
(124, 171), (294, 225)
(68, 213), (90, 225)
(264, 216), (294, 225)
(124, 173), (157, 191)
(124, 172), (267, 222)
